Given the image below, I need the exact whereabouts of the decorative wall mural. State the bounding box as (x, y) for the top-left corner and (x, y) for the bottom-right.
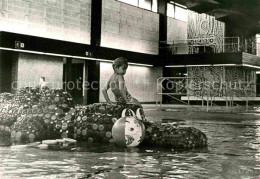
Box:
(187, 66), (256, 98)
(225, 67), (256, 97)
(188, 11), (225, 53)
(187, 66), (224, 97)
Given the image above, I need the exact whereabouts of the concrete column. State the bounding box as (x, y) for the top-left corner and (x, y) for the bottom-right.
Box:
(85, 0), (101, 105)
(158, 0), (168, 60)
(159, 0), (168, 104)
(87, 60), (100, 104)
(91, 0), (102, 47)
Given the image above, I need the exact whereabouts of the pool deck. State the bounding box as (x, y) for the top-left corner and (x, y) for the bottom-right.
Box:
(143, 104), (260, 122)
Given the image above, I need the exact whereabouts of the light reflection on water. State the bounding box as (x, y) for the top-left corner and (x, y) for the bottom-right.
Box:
(1, 119), (260, 178)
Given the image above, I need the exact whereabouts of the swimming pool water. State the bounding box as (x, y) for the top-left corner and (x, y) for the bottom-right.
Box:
(0, 118), (260, 178)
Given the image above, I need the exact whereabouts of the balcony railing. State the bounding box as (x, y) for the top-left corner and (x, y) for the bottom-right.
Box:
(166, 37), (257, 55)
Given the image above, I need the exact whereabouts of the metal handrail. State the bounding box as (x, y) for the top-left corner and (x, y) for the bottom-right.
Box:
(165, 36), (257, 55)
(156, 77), (218, 110)
(165, 37), (240, 43)
(156, 76), (256, 112)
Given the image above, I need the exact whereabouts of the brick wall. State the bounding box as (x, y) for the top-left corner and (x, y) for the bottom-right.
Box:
(0, 0), (91, 44)
(101, 0), (159, 55)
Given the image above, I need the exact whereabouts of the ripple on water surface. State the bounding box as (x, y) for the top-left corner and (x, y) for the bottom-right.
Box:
(1, 119), (260, 178)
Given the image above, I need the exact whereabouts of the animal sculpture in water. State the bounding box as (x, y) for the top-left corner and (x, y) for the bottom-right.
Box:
(0, 88), (207, 149)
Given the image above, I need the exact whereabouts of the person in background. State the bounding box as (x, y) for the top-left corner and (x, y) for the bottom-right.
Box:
(39, 77), (50, 90)
(102, 57), (142, 107)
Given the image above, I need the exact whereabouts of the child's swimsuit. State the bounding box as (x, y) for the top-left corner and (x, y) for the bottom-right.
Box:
(114, 90), (132, 103)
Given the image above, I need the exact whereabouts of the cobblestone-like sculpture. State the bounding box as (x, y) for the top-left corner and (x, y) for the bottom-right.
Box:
(0, 88), (207, 150)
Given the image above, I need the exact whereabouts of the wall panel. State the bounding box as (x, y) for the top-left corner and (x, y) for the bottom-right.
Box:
(167, 17), (187, 43)
(99, 62), (162, 102)
(0, 0), (91, 44)
(101, 0), (159, 55)
(17, 53), (63, 90)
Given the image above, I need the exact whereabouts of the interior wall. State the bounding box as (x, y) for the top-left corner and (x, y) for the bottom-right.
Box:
(167, 17), (188, 54)
(99, 62), (162, 103)
(0, 0), (91, 44)
(101, 0), (159, 55)
(167, 17), (187, 42)
(17, 53), (63, 90)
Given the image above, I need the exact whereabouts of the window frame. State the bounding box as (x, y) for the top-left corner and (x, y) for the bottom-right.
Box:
(116, 0), (158, 12)
(167, 2), (187, 22)
(167, 3), (175, 18)
(139, 0), (152, 11)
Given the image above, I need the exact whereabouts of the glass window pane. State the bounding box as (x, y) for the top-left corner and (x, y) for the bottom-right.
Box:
(139, 0), (152, 10)
(175, 6), (187, 22)
(152, 0), (158, 12)
(167, 3), (174, 18)
(118, 0), (138, 6)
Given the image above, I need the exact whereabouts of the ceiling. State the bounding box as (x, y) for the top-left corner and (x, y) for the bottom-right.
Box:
(169, 0), (260, 34)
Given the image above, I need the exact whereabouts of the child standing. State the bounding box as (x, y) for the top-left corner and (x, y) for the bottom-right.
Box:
(102, 57), (142, 107)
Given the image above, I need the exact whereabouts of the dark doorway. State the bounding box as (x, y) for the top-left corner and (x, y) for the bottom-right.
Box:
(72, 64), (83, 104)
(0, 51), (15, 93)
(63, 59), (84, 104)
(257, 74), (260, 96)
(86, 60), (100, 104)
(162, 67), (187, 104)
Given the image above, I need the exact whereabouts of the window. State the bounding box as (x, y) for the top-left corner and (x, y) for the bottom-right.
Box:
(167, 2), (187, 22)
(139, 0), (152, 10)
(167, 3), (175, 18)
(118, 0), (138, 6)
(152, 0), (157, 12)
(175, 6), (187, 21)
(117, 0), (158, 12)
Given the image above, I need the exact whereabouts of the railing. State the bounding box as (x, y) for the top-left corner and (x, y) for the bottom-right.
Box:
(156, 77), (219, 111)
(156, 76), (257, 112)
(166, 37), (257, 55)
